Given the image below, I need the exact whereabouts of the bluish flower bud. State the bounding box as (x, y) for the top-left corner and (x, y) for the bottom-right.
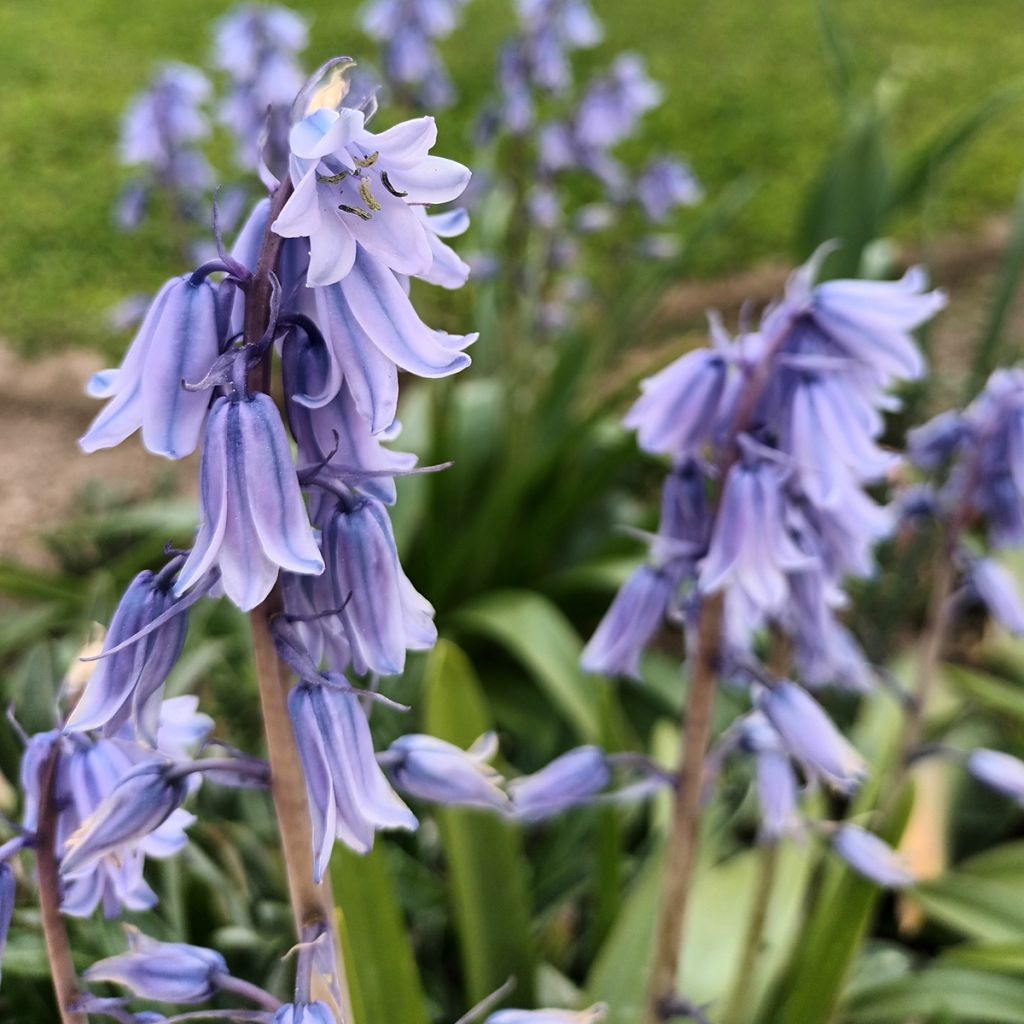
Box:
(84, 929), (227, 1005)
(508, 746), (611, 822)
(636, 158), (702, 223)
(832, 824), (914, 889)
(174, 394), (324, 611)
(384, 733), (510, 811)
(289, 680), (417, 880)
(62, 762), (189, 878)
(80, 274), (222, 459)
(757, 681), (866, 794)
(0, 862), (13, 985)
(274, 1003), (336, 1024)
(907, 410), (968, 472)
(574, 54), (661, 151)
(65, 562), (200, 743)
(967, 748), (1024, 806)
(740, 715), (802, 840)
(317, 494), (436, 676)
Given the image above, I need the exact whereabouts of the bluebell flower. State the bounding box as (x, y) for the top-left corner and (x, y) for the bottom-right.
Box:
(517, 0), (602, 94)
(968, 557), (1024, 634)
(289, 679), (417, 878)
(213, 5), (309, 170)
(65, 560), (205, 743)
(80, 274), (222, 459)
(273, 103), (471, 286)
(906, 409), (968, 472)
(740, 715), (802, 840)
(382, 732), (510, 811)
(699, 446), (816, 614)
(636, 158), (703, 223)
(174, 394), (324, 611)
(312, 249), (476, 430)
(273, 1004), (336, 1024)
(967, 748), (1024, 806)
(574, 54), (662, 151)
(20, 729), (196, 918)
(832, 824), (914, 889)
(284, 331), (417, 506)
(315, 493), (436, 675)
(623, 329), (734, 459)
(487, 1005), (607, 1024)
(757, 681), (866, 794)
(61, 761), (190, 878)
(508, 746), (611, 821)
(84, 929), (227, 1005)
(581, 566), (677, 680)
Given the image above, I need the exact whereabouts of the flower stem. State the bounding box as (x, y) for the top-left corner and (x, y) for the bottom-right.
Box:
(721, 841), (780, 1024)
(645, 591), (724, 1023)
(36, 743), (87, 1024)
(215, 971), (283, 1011)
(244, 178), (352, 1022)
(251, 597), (353, 1021)
(900, 553), (956, 773)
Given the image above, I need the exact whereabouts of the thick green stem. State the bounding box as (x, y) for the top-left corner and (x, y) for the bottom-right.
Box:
(36, 744), (87, 1024)
(644, 592), (723, 1023)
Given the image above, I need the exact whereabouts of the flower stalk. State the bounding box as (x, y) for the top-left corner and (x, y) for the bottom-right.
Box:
(244, 178), (351, 1022)
(36, 744), (87, 1024)
(645, 590), (723, 1023)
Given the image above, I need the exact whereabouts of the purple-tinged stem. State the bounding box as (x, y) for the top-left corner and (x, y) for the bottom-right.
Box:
(215, 971), (283, 1010)
(645, 591), (723, 1024)
(244, 180), (352, 1022)
(36, 744), (87, 1024)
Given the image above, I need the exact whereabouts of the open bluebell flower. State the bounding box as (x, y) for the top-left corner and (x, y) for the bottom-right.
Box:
(85, 930), (227, 1005)
(312, 249), (476, 431)
(967, 748), (1024, 806)
(487, 1005), (607, 1024)
(61, 761), (190, 878)
(624, 342), (733, 459)
(382, 732), (510, 811)
(315, 492), (436, 675)
(80, 274), (222, 459)
(274, 1004), (335, 1024)
(508, 746), (611, 821)
(832, 824), (914, 889)
(213, 4), (308, 170)
(757, 681), (866, 794)
(20, 729), (196, 918)
(581, 566), (677, 680)
(699, 446), (816, 614)
(273, 101), (471, 286)
(174, 394), (324, 611)
(65, 559), (207, 743)
(636, 158), (703, 223)
(289, 679), (417, 878)
(516, 0), (602, 96)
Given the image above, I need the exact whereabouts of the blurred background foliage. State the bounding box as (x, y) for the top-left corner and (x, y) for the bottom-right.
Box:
(4, 1), (1024, 1023)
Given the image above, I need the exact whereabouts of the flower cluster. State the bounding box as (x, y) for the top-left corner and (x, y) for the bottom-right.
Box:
(584, 251), (946, 882)
(213, 4), (310, 172)
(361, 0), (470, 108)
(116, 62), (213, 233)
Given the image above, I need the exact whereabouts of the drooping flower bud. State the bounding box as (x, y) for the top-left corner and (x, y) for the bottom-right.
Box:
(831, 824), (914, 889)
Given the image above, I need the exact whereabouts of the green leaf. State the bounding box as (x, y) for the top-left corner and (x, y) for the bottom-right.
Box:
(424, 639), (536, 1006)
(451, 590), (614, 747)
(845, 966), (1024, 1023)
(331, 845), (429, 1024)
(914, 842), (1024, 941)
(942, 942), (1024, 975)
(945, 662), (1024, 722)
(969, 174), (1024, 393)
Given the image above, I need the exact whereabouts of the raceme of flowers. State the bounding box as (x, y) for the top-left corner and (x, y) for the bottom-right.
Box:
(583, 251), (948, 886)
(0, 55), (671, 1021)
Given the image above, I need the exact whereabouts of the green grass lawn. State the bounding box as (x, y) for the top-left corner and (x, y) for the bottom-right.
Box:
(2, 0), (1023, 355)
